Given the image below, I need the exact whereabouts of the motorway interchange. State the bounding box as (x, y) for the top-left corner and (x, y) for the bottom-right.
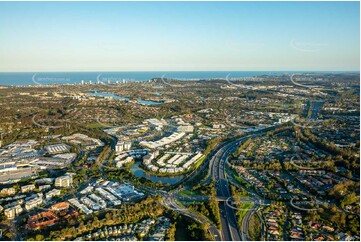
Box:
(159, 133), (267, 241)
(94, 125), (286, 241)
(102, 126), (325, 241)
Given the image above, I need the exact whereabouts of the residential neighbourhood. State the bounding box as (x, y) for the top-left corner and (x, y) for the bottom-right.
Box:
(0, 72), (359, 241)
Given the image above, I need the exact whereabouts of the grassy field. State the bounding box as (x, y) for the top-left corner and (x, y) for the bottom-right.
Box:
(194, 155), (206, 169)
(85, 122), (105, 129)
(229, 169), (252, 189)
(248, 213), (262, 240)
(235, 201), (254, 221)
(234, 175), (245, 184)
(178, 189), (202, 196)
(234, 201), (255, 233)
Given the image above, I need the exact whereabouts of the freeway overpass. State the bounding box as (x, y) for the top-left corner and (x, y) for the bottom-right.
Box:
(175, 194), (255, 202)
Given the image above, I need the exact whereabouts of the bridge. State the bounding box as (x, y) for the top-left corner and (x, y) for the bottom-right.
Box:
(175, 194), (257, 203)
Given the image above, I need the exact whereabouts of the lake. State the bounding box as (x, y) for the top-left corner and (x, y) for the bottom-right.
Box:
(137, 99), (163, 105)
(130, 162), (184, 185)
(87, 90), (130, 101)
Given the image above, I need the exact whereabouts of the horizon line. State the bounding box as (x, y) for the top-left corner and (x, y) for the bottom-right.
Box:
(0, 70), (359, 73)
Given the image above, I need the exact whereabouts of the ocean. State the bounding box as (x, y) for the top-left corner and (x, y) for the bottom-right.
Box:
(0, 71), (353, 86)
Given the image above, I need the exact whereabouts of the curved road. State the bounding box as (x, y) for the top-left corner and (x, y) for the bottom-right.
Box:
(162, 192), (222, 241)
(126, 130), (273, 241)
(211, 133), (266, 241)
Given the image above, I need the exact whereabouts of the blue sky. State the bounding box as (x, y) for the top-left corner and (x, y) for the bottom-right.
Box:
(0, 1), (359, 72)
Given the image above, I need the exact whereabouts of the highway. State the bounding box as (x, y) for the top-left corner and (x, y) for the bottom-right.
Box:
(212, 137), (249, 241)
(124, 129), (273, 241)
(117, 130), (273, 241)
(290, 73), (320, 89)
(210, 133), (266, 241)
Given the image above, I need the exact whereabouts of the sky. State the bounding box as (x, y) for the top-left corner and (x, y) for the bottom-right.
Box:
(0, 1), (359, 72)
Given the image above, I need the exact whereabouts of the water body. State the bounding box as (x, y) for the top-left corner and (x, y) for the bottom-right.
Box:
(130, 162), (184, 185)
(137, 99), (163, 105)
(87, 90), (129, 101)
(0, 71), (349, 86)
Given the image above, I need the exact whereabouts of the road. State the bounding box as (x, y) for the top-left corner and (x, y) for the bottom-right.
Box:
(162, 192), (222, 241)
(103, 130), (274, 241)
(240, 204), (259, 241)
(290, 74), (320, 89)
(210, 133), (269, 241)
(212, 138), (249, 241)
(126, 181), (223, 240)
(113, 129), (274, 241)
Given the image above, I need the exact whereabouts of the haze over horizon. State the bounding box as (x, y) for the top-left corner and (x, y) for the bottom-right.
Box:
(0, 1), (359, 72)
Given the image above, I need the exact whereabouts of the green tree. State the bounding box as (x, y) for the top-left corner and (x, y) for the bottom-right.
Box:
(35, 234), (44, 241)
